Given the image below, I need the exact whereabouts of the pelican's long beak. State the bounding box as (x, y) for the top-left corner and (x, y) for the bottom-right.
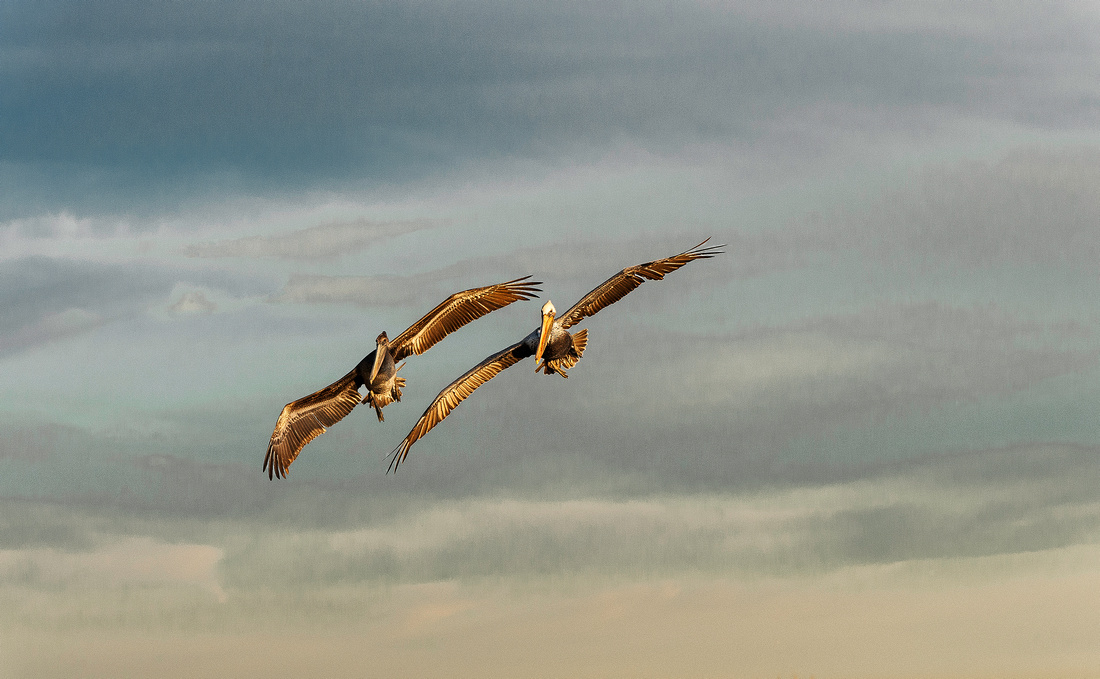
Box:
(368, 338), (387, 385)
(534, 310), (555, 369)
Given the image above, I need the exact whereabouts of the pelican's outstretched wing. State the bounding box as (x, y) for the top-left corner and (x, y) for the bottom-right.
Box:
(556, 239), (723, 330)
(389, 339), (535, 472)
(389, 277), (542, 362)
(264, 370), (362, 479)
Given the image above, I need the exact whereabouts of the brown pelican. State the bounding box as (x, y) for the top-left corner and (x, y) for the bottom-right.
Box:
(264, 277), (542, 479)
(388, 239), (722, 471)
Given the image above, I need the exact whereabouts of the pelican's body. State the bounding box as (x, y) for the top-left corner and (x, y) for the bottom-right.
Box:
(389, 239), (721, 470)
(366, 352), (399, 406)
(264, 277), (541, 479)
(359, 332), (404, 418)
(528, 300), (587, 377)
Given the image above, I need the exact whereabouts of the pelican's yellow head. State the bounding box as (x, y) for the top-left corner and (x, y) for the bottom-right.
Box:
(535, 300), (556, 368)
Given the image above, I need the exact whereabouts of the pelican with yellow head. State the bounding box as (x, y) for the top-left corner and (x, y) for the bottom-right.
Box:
(389, 238), (723, 471)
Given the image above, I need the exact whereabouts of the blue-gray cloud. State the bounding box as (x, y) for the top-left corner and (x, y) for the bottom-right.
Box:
(166, 291), (217, 315)
(184, 218), (435, 260)
(268, 233), (731, 308)
(4, 442), (1097, 601)
(0, 256), (273, 355)
(4, 1), (1099, 217)
(0, 257), (171, 352)
(855, 148), (1100, 267)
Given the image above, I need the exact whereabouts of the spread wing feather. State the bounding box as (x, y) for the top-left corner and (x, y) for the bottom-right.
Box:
(389, 340), (534, 472)
(389, 277), (541, 362)
(557, 239), (723, 330)
(264, 371), (363, 479)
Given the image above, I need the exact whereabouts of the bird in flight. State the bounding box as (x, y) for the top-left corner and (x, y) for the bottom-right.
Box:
(264, 277), (542, 478)
(388, 239), (722, 471)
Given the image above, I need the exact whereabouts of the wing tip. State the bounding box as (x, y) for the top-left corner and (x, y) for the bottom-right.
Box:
(684, 237), (725, 258)
(501, 276), (543, 300)
(263, 444), (277, 480)
(263, 455), (287, 480)
(386, 441), (410, 474)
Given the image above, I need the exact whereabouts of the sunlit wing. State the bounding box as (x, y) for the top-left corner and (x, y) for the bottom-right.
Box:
(264, 371), (362, 479)
(557, 239), (723, 330)
(389, 277), (541, 362)
(388, 340), (534, 472)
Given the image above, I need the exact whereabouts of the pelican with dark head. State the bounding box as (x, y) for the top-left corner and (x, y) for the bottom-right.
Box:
(264, 277), (542, 479)
(369, 331), (389, 383)
(362, 330), (401, 421)
(389, 239), (723, 471)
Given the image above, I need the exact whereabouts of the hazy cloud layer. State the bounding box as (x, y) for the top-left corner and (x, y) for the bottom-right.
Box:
(267, 234), (729, 309)
(0, 256), (273, 356)
(4, 1), (1100, 215)
(0, 307), (105, 356)
(679, 147), (1100, 275)
(264, 232), (725, 309)
(0, 211), (101, 244)
(10, 563), (1100, 678)
(4, 443), (1098, 626)
(0, 536), (225, 600)
(0, 425), (84, 464)
(166, 291), (217, 315)
(853, 148), (1100, 267)
(0, 257), (169, 356)
(184, 219), (434, 260)
(249, 445), (1100, 584)
(272, 273), (432, 308)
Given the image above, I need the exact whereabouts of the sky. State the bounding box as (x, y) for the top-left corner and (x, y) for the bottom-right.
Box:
(3, 1), (1100, 677)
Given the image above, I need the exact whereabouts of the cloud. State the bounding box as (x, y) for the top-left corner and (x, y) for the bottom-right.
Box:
(0, 424), (84, 463)
(685, 146), (1100, 275)
(4, 441), (1099, 679)
(166, 291), (217, 315)
(713, 0), (1051, 33)
(788, 302), (1095, 402)
(0, 256), (277, 355)
(12, 442), (1093, 596)
(271, 273), (428, 308)
(0, 211), (99, 241)
(264, 242), (599, 309)
(263, 233), (732, 332)
(121, 454), (281, 518)
(0, 257), (178, 353)
(0, 257), (159, 336)
(183, 218), (434, 260)
(264, 235), (651, 308)
(5, 2), (1099, 216)
(0, 307), (105, 355)
(851, 147), (1100, 267)
(0, 535), (226, 601)
(184, 444), (1096, 592)
(9, 561), (1100, 677)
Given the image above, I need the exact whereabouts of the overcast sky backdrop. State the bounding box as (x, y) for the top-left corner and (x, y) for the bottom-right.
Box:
(4, 2), (1100, 677)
